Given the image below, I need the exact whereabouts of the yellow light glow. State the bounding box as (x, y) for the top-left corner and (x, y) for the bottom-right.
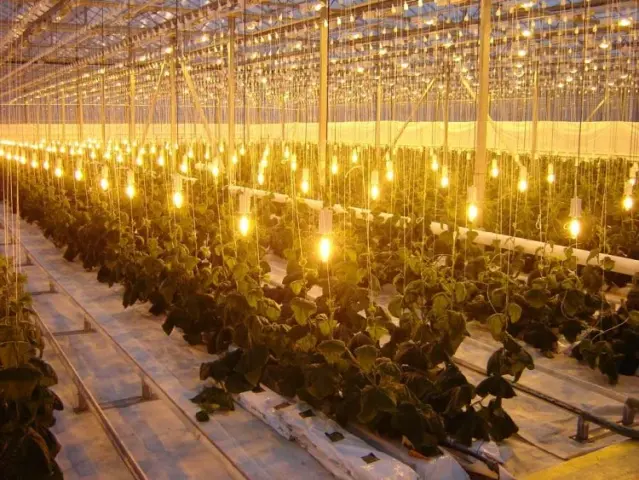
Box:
(125, 184), (136, 199)
(301, 179), (309, 194)
(258, 172), (265, 185)
(318, 235), (331, 263)
(351, 150), (358, 163)
(291, 159), (298, 172)
(517, 48), (527, 57)
(231, 154), (238, 165)
(623, 195), (634, 211)
(116, 153), (123, 163)
(30, 160), (39, 169)
(440, 175), (449, 188)
(180, 162), (188, 173)
(239, 144), (246, 156)
(619, 17), (632, 28)
(100, 178), (109, 191)
(238, 215), (250, 237)
(211, 164), (219, 177)
(569, 218), (580, 239)
(547, 173), (555, 184)
(157, 154), (165, 166)
(331, 161), (338, 175)
(431, 158), (439, 172)
(75, 170), (83, 181)
(467, 203), (479, 223)
(54, 167), (63, 178)
(518, 179), (528, 192)
(136, 156), (143, 166)
(371, 184), (379, 200)
(490, 165), (499, 178)
(43, 160), (50, 171)
(386, 169), (394, 181)
(630, 178), (637, 187)
(522, 28), (532, 38)
(173, 190), (184, 208)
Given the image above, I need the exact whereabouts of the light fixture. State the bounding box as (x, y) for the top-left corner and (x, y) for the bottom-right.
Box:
(318, 208), (333, 263)
(370, 170), (380, 200)
(623, 183), (634, 211)
(599, 38), (610, 49)
(467, 186), (478, 223)
(568, 197), (582, 239)
(619, 17), (632, 28)
(547, 163), (555, 184)
(74, 159), (83, 181)
(301, 168), (310, 194)
(440, 166), (449, 188)
(490, 158), (499, 178)
(331, 155), (338, 175)
(125, 170), (136, 199)
(431, 154), (439, 172)
(238, 191), (251, 237)
(172, 175), (184, 209)
(351, 148), (359, 163)
(257, 169), (265, 185)
(99, 166), (109, 191)
(291, 153), (298, 172)
(385, 159), (394, 181)
(518, 166), (528, 192)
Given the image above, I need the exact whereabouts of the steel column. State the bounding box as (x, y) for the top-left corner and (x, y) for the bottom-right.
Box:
(375, 81), (382, 160)
(61, 90), (66, 142)
(227, 17), (236, 162)
(169, 39), (178, 169)
(318, 5), (329, 186)
(473, 0), (491, 225)
(77, 85), (84, 142)
(100, 75), (106, 145)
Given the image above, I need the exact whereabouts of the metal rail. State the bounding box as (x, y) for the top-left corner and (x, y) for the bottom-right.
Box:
(29, 303), (148, 480)
(1, 215), (248, 480)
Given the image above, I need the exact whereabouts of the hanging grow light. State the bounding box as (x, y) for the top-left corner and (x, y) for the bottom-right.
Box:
(568, 197), (582, 239)
(125, 170), (136, 198)
(54, 158), (63, 178)
(467, 186), (478, 223)
(490, 158), (499, 178)
(623, 183), (634, 211)
(518, 165), (528, 192)
(301, 168), (310, 194)
(440, 165), (449, 188)
(172, 175), (184, 209)
(318, 208), (333, 263)
(331, 155), (338, 175)
(547, 163), (555, 184)
(238, 190), (251, 237)
(99, 166), (109, 191)
(370, 170), (380, 200)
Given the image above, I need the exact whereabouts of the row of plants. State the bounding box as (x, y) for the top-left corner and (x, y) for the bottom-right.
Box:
(3, 145), (535, 455)
(0, 255), (64, 479)
(2, 139), (638, 457)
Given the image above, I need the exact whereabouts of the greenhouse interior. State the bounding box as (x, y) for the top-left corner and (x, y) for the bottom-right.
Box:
(0, 0), (638, 479)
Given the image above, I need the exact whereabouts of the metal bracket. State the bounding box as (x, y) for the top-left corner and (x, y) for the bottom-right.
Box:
(141, 376), (154, 401)
(572, 415), (591, 443)
(623, 398), (639, 426)
(74, 388), (89, 414)
(53, 316), (95, 337)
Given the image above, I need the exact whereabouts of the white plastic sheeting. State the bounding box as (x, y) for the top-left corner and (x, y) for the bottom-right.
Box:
(237, 387), (420, 480)
(1, 121), (637, 157)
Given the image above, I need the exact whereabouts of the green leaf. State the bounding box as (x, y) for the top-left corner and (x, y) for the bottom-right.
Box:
(432, 293), (450, 316)
(295, 333), (317, 353)
(304, 364), (338, 399)
(525, 289), (548, 308)
(454, 283), (467, 303)
(388, 295), (403, 318)
(587, 248), (600, 264)
(235, 345), (269, 386)
(602, 256), (615, 271)
(487, 313), (507, 341)
(628, 311), (639, 327)
(0, 366), (42, 401)
(317, 340), (347, 364)
(507, 303), (522, 324)
(290, 297), (317, 326)
(354, 345), (378, 372)
(290, 279), (304, 295)
(366, 324), (389, 343)
(475, 376), (516, 399)
(233, 262), (250, 282)
(258, 298), (281, 322)
(358, 385), (396, 423)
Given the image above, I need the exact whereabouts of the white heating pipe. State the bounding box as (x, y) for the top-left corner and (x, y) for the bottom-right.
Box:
(227, 185), (639, 277)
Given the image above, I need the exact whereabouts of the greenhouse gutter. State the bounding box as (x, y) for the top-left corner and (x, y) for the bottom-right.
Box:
(228, 185), (639, 277)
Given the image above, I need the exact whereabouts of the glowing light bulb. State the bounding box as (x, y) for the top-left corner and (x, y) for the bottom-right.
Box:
(75, 169), (83, 181)
(371, 184), (380, 200)
(136, 155), (143, 166)
(239, 144), (246, 156)
(318, 235), (331, 263)
(522, 28), (532, 38)
(619, 17), (632, 28)
(30, 159), (38, 169)
(490, 159), (499, 178)
(173, 190), (184, 208)
(385, 167), (394, 181)
(467, 203), (478, 223)
(125, 184), (135, 198)
(210, 163), (219, 178)
(258, 171), (265, 185)
(238, 215), (250, 237)
(54, 167), (63, 178)
(291, 154), (298, 172)
(517, 48), (527, 57)
(518, 179), (528, 192)
(116, 153), (124, 164)
(331, 157), (338, 175)
(157, 153), (165, 166)
(231, 154), (238, 165)
(218, 142), (225, 153)
(431, 156), (439, 172)
(623, 195), (633, 211)
(547, 163), (555, 184)
(100, 178), (109, 191)
(180, 161), (188, 173)
(568, 218), (580, 239)
(599, 39), (609, 49)
(43, 160), (49, 171)
(351, 149), (358, 163)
